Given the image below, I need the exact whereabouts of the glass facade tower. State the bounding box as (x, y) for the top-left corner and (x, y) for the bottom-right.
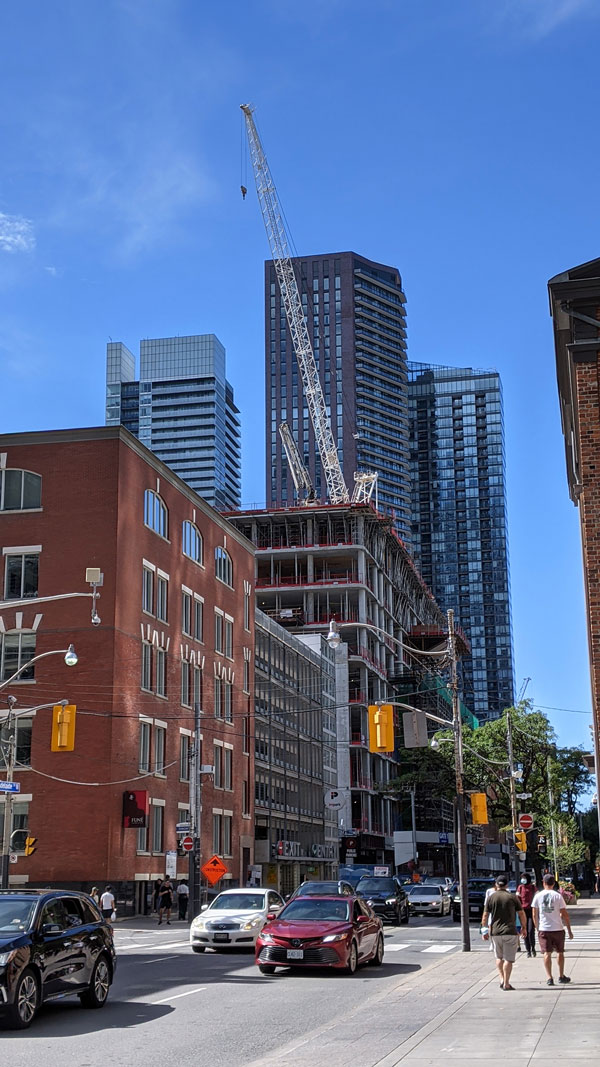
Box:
(408, 362), (515, 723)
(266, 252), (411, 544)
(106, 334), (241, 511)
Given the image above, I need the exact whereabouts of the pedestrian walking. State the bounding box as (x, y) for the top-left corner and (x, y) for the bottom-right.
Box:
(158, 876), (174, 925)
(100, 885), (115, 923)
(177, 879), (189, 921)
(90, 886), (100, 907)
(152, 877), (162, 913)
(481, 873), (527, 990)
(516, 873), (537, 957)
(532, 873), (574, 986)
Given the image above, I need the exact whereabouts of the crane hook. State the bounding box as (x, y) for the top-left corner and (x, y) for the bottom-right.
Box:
(240, 185), (247, 200)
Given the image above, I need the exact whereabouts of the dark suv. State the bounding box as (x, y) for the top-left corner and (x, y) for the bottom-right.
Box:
(451, 878), (495, 923)
(355, 876), (409, 925)
(0, 889), (117, 1029)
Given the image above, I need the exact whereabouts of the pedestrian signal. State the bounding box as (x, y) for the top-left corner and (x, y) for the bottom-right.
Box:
(24, 836), (37, 857)
(367, 705), (395, 753)
(51, 704), (76, 751)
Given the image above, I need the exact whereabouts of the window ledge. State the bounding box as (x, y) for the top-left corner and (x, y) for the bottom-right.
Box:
(140, 686), (153, 695)
(0, 508), (43, 516)
(155, 693), (168, 701)
(153, 773), (167, 780)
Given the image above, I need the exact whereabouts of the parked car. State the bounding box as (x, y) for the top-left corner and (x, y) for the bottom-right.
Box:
(0, 889), (116, 1030)
(451, 878), (496, 923)
(190, 888), (285, 952)
(355, 876), (409, 925)
(423, 876), (453, 888)
(407, 884), (451, 916)
(287, 880), (355, 900)
(255, 894), (384, 975)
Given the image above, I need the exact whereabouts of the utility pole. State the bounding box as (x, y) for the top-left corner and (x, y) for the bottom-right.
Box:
(506, 710), (519, 878)
(0, 698), (17, 890)
(448, 609), (470, 952)
(188, 701), (203, 921)
(410, 784), (418, 871)
(547, 754), (560, 880)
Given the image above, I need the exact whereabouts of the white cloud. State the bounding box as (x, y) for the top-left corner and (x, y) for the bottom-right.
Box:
(496, 0), (595, 37)
(0, 213), (35, 255)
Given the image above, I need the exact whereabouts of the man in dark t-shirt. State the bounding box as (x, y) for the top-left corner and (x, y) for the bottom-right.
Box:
(481, 874), (527, 990)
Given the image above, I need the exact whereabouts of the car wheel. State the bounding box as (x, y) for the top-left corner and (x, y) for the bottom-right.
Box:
(6, 967), (39, 1030)
(79, 954), (110, 1009)
(192, 946), (206, 953)
(400, 904), (409, 925)
(258, 964), (276, 975)
(345, 941), (358, 975)
(368, 934), (384, 967)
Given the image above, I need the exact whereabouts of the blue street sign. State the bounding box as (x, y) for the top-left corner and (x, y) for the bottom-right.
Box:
(0, 782), (20, 793)
(438, 832), (449, 845)
(176, 822), (191, 834)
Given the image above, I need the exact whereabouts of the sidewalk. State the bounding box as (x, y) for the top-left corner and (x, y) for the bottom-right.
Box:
(247, 899), (600, 1067)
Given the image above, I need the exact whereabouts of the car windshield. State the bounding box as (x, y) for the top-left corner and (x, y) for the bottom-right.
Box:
(468, 880), (495, 892)
(208, 893), (265, 911)
(298, 883), (346, 895)
(282, 898), (350, 922)
(409, 886), (440, 896)
(0, 898), (37, 934)
(356, 878), (396, 894)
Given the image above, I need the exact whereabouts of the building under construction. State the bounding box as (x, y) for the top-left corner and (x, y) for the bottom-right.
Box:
(228, 501), (454, 868)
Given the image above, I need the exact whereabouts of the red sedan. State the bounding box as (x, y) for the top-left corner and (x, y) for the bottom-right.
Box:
(255, 894), (384, 975)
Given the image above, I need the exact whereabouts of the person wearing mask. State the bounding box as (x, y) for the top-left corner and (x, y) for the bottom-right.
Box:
(516, 873), (537, 957)
(532, 873), (574, 986)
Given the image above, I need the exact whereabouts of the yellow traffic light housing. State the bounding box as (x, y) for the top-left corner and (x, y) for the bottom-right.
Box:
(24, 836), (37, 857)
(51, 704), (77, 751)
(470, 793), (488, 825)
(367, 704), (395, 753)
(515, 831), (527, 852)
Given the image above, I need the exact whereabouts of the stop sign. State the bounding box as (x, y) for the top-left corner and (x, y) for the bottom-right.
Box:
(519, 813), (534, 830)
(181, 835), (194, 852)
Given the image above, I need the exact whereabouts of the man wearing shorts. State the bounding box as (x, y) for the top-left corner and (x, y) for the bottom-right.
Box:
(481, 874), (527, 990)
(532, 873), (573, 986)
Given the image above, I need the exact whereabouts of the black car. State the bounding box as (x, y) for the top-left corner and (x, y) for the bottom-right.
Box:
(451, 878), (496, 923)
(355, 876), (409, 925)
(0, 889), (117, 1029)
(288, 880), (355, 901)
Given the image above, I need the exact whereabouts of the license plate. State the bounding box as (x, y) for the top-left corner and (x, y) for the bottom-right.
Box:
(470, 906), (480, 914)
(213, 933), (230, 942)
(286, 949), (304, 960)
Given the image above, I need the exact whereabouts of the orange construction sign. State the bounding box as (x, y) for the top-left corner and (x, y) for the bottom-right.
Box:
(201, 854), (228, 885)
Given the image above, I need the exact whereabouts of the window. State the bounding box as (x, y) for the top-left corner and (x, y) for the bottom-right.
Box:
(156, 648), (166, 697)
(0, 469), (41, 511)
(183, 521), (203, 565)
(215, 546), (233, 586)
(224, 681), (233, 723)
(193, 666), (203, 707)
(194, 597), (204, 642)
(180, 733), (190, 781)
(181, 660), (190, 707)
(224, 747), (232, 791)
(244, 586), (251, 631)
(215, 612), (223, 653)
(157, 575), (168, 622)
(214, 744), (223, 788)
(154, 725), (166, 774)
(139, 721), (151, 772)
(242, 716), (250, 755)
(225, 618), (233, 659)
(212, 812), (222, 854)
(223, 814), (232, 857)
(242, 779), (249, 815)
(4, 554), (39, 600)
(141, 643), (152, 691)
(144, 489), (168, 539)
(182, 591), (192, 636)
(214, 677), (222, 719)
(1, 631), (36, 682)
(137, 824), (148, 852)
(152, 803), (164, 852)
(0, 718), (32, 769)
(142, 567), (153, 613)
(243, 658), (250, 695)
(0, 800), (30, 853)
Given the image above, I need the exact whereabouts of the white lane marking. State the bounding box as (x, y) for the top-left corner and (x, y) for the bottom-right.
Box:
(153, 986), (207, 1004)
(120, 940), (190, 952)
(384, 944), (409, 951)
(422, 944), (455, 953)
(142, 955), (179, 965)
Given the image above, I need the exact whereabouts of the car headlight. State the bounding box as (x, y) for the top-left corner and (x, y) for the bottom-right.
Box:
(385, 898), (396, 905)
(242, 917), (262, 930)
(322, 932), (349, 943)
(191, 918), (206, 930)
(259, 933), (275, 944)
(0, 950), (18, 966)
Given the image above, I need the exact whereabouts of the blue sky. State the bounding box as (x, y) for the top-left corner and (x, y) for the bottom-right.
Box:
(1, 0), (598, 751)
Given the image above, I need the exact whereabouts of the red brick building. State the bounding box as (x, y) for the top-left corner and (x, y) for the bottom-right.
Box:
(0, 427), (255, 913)
(549, 257), (600, 829)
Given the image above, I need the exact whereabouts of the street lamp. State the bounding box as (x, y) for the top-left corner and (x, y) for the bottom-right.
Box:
(326, 608), (471, 952)
(0, 645), (78, 694)
(0, 568), (103, 627)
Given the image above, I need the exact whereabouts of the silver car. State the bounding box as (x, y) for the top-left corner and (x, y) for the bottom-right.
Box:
(190, 888), (285, 952)
(407, 884), (451, 916)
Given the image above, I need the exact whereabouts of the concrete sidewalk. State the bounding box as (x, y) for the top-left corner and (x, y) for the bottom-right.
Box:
(248, 899), (600, 1067)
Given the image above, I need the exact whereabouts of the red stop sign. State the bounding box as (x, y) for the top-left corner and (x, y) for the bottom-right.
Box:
(519, 814), (533, 830)
(181, 835), (194, 852)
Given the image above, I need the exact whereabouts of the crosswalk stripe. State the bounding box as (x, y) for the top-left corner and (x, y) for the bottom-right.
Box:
(384, 944), (409, 952)
(422, 944), (455, 953)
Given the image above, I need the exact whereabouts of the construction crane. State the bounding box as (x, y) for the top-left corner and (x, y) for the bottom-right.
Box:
(241, 103), (351, 505)
(279, 421), (316, 503)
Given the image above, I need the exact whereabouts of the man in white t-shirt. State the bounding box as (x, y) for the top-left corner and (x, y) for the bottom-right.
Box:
(100, 885), (116, 923)
(532, 873), (573, 986)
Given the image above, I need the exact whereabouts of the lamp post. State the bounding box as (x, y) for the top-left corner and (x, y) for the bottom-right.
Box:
(0, 568), (103, 626)
(1, 646), (78, 889)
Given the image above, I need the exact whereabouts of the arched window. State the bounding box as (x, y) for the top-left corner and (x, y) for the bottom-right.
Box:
(215, 546), (233, 587)
(144, 489), (168, 539)
(0, 470), (41, 512)
(182, 520), (203, 565)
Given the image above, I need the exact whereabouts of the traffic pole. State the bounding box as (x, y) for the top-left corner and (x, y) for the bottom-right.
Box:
(448, 609), (470, 952)
(188, 701), (203, 921)
(0, 701), (17, 890)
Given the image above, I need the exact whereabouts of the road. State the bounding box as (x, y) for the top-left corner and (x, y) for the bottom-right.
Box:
(0, 911), (528, 1066)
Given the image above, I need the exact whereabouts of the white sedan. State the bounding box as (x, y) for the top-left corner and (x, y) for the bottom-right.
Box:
(190, 888), (285, 952)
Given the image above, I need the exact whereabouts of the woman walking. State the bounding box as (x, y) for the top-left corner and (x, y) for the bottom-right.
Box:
(516, 873), (537, 957)
(158, 877), (174, 926)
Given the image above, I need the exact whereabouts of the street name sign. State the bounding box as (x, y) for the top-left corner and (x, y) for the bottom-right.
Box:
(176, 822), (191, 834)
(0, 782), (20, 793)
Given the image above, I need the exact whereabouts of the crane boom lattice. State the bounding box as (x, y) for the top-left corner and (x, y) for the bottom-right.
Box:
(241, 104), (350, 505)
(279, 421), (315, 502)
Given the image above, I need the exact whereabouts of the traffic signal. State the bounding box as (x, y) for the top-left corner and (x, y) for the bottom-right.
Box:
(515, 831), (527, 852)
(24, 836), (37, 857)
(51, 704), (77, 751)
(367, 704), (395, 753)
(470, 793), (488, 825)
